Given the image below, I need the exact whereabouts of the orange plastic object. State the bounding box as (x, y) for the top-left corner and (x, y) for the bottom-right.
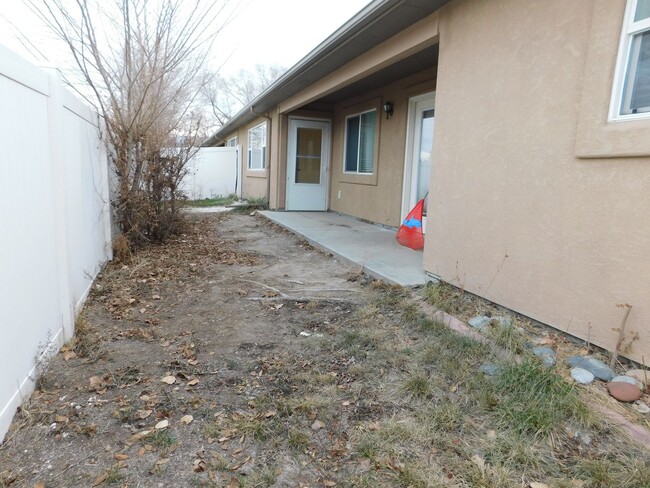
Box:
(396, 199), (425, 250)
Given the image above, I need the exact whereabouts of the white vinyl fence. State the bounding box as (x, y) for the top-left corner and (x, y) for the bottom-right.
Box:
(182, 146), (240, 200)
(0, 44), (112, 442)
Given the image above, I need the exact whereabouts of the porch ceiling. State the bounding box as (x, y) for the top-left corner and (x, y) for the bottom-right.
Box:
(313, 43), (438, 105)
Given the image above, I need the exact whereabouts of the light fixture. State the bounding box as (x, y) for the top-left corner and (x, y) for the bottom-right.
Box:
(383, 101), (394, 119)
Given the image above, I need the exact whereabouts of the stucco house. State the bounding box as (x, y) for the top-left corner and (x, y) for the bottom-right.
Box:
(204, 0), (650, 364)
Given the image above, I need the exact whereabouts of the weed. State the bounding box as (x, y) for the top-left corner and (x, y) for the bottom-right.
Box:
(208, 452), (229, 471)
(355, 436), (379, 460)
(491, 359), (589, 436)
(401, 372), (432, 399)
(287, 428), (310, 451)
(72, 314), (103, 360)
(104, 466), (124, 485)
(145, 429), (176, 451)
(247, 466), (278, 487)
(487, 321), (526, 354)
(422, 402), (461, 432)
(423, 282), (464, 314)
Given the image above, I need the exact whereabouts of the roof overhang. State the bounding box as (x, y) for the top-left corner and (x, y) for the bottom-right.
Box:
(203, 0), (449, 146)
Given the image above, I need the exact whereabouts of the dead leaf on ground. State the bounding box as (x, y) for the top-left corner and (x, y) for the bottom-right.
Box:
(89, 376), (103, 390)
(228, 476), (240, 488)
(155, 419), (169, 430)
(187, 378), (200, 386)
(138, 409), (153, 419)
(92, 473), (107, 486)
(181, 415), (194, 425)
(33, 483), (46, 488)
(530, 483), (549, 488)
(324, 481), (337, 487)
(114, 453), (129, 461)
(161, 375), (176, 385)
(63, 350), (77, 361)
(311, 420), (325, 431)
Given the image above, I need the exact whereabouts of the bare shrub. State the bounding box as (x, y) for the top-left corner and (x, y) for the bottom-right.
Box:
(29, 0), (230, 248)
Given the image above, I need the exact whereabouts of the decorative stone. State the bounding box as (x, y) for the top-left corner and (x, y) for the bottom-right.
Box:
(607, 381), (643, 402)
(493, 316), (513, 327)
(625, 369), (649, 387)
(632, 400), (650, 414)
(479, 363), (501, 376)
(571, 367), (595, 385)
(567, 356), (615, 381)
(468, 316), (491, 331)
(532, 347), (556, 367)
(611, 375), (642, 389)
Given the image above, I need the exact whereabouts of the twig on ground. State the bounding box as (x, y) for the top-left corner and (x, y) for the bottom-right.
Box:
(241, 280), (290, 298)
(247, 296), (355, 304)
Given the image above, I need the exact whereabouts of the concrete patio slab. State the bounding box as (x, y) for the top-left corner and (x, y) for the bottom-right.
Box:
(259, 211), (427, 286)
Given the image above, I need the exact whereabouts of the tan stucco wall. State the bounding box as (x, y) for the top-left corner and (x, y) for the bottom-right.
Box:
(236, 117), (269, 200)
(426, 0), (650, 362)
(329, 70), (436, 226)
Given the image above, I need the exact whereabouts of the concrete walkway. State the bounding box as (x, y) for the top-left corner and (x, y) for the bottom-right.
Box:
(259, 211), (427, 286)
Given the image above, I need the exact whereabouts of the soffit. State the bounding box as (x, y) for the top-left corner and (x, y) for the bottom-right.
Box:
(204, 0), (449, 145)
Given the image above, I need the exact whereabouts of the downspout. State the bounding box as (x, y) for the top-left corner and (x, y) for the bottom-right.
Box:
(251, 106), (273, 208)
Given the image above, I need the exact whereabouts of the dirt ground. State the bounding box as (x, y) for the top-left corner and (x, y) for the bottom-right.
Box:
(0, 213), (649, 488)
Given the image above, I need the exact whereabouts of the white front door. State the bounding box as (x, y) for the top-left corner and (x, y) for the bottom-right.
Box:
(402, 92), (435, 232)
(286, 118), (330, 211)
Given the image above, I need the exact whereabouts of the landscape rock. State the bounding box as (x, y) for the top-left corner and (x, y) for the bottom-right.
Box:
(632, 400), (650, 414)
(479, 363), (501, 376)
(468, 316), (491, 331)
(571, 367), (595, 385)
(532, 347), (556, 367)
(607, 381), (643, 402)
(625, 369), (649, 387)
(567, 356), (614, 381)
(610, 375), (642, 389)
(493, 316), (513, 327)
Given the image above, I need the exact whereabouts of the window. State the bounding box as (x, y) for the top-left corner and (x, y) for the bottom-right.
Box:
(613, 0), (650, 118)
(344, 109), (376, 174)
(226, 136), (237, 147)
(247, 123), (266, 170)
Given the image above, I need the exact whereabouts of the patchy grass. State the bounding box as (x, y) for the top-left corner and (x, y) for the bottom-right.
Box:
(490, 359), (592, 436)
(183, 194), (238, 207)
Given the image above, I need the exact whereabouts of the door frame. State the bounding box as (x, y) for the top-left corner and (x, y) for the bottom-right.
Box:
(401, 91), (436, 223)
(285, 117), (332, 211)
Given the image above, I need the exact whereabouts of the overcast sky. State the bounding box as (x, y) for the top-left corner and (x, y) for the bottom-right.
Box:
(0, 0), (373, 75)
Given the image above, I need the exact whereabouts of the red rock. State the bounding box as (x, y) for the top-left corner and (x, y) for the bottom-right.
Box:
(607, 381), (642, 402)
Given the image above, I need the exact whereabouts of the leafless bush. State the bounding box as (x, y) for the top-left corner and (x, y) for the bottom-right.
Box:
(29, 0), (230, 248)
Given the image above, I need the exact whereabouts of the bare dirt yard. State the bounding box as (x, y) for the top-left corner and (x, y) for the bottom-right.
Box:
(1, 212), (649, 488)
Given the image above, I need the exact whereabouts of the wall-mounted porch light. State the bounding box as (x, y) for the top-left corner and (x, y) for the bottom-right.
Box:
(383, 101), (394, 119)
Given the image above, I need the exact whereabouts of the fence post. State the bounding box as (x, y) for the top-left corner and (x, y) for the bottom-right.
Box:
(46, 68), (75, 341)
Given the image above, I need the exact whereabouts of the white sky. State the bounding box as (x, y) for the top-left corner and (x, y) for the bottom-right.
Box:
(0, 0), (373, 76)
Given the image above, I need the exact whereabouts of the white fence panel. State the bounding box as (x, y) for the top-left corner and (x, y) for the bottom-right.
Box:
(182, 147), (240, 200)
(0, 44), (111, 442)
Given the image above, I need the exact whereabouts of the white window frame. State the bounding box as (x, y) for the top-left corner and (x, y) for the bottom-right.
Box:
(247, 123), (266, 170)
(226, 136), (237, 147)
(610, 0), (650, 121)
(343, 108), (377, 175)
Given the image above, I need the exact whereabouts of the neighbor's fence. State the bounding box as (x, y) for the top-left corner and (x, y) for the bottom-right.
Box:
(0, 44), (112, 442)
(182, 146), (240, 200)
